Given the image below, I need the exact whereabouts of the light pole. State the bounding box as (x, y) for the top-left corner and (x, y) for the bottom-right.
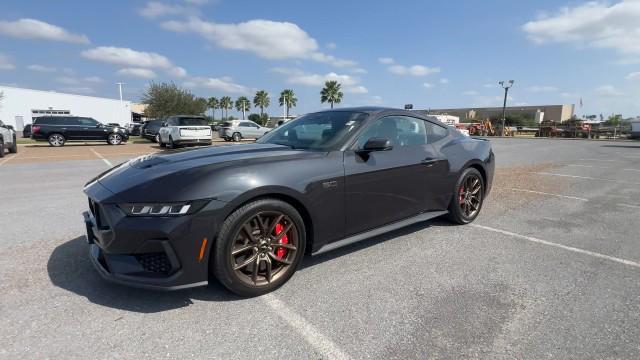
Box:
(116, 82), (125, 101)
(499, 80), (514, 136)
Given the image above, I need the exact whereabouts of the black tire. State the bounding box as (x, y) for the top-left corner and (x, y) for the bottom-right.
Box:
(168, 136), (177, 149)
(107, 133), (123, 145)
(48, 133), (65, 147)
(212, 198), (306, 297)
(232, 132), (242, 142)
(159, 140), (166, 148)
(0, 138), (4, 158)
(9, 135), (17, 153)
(224, 138), (231, 142)
(446, 167), (484, 225)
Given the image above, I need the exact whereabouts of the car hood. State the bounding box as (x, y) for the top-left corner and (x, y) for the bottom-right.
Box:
(89, 143), (318, 202)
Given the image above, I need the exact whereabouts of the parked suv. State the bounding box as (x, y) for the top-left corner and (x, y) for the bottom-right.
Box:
(0, 119), (18, 157)
(31, 116), (129, 147)
(127, 123), (142, 136)
(141, 119), (163, 142)
(218, 120), (271, 142)
(158, 115), (212, 148)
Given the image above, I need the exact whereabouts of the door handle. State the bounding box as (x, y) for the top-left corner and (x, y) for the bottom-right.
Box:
(421, 158), (439, 166)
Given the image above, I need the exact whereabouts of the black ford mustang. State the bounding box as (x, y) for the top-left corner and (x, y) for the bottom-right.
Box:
(83, 107), (494, 296)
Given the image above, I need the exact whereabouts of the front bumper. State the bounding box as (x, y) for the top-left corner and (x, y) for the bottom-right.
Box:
(82, 182), (227, 290)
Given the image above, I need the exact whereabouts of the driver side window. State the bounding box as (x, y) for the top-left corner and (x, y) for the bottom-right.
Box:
(356, 116), (426, 148)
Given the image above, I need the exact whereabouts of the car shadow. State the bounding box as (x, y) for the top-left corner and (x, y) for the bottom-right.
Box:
(49, 218), (454, 313)
(600, 144), (640, 149)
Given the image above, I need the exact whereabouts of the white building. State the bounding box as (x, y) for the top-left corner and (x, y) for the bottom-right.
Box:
(0, 85), (131, 131)
(425, 114), (460, 126)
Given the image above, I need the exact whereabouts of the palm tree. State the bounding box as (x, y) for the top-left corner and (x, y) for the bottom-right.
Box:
(320, 80), (343, 109)
(279, 89), (297, 118)
(253, 90), (270, 117)
(235, 96), (251, 119)
(220, 96), (233, 119)
(207, 97), (219, 120)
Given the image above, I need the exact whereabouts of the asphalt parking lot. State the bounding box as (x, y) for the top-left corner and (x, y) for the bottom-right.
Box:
(1, 138), (639, 359)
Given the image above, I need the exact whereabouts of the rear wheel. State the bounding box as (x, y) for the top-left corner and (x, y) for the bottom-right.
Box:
(212, 198), (306, 297)
(447, 168), (484, 224)
(48, 133), (65, 147)
(107, 133), (122, 145)
(232, 132), (242, 142)
(168, 136), (177, 149)
(9, 135), (17, 153)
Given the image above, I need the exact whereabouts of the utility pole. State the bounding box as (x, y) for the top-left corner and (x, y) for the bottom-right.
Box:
(242, 99), (247, 120)
(283, 93), (288, 120)
(116, 82), (125, 101)
(499, 80), (514, 136)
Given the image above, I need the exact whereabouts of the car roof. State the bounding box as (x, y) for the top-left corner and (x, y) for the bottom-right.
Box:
(308, 107), (429, 118)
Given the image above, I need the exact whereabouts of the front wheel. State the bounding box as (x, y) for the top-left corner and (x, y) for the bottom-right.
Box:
(48, 133), (65, 147)
(446, 168), (484, 224)
(232, 132), (241, 142)
(107, 133), (123, 145)
(212, 199), (306, 297)
(155, 134), (161, 143)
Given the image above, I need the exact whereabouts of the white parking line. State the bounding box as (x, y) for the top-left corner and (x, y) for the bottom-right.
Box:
(619, 203), (640, 210)
(471, 224), (640, 269)
(505, 188), (588, 201)
(89, 148), (114, 167)
(534, 172), (640, 184)
(262, 294), (352, 360)
(566, 164), (610, 169)
(623, 168), (640, 173)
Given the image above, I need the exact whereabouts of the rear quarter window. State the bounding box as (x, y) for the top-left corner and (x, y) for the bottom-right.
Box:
(426, 121), (449, 144)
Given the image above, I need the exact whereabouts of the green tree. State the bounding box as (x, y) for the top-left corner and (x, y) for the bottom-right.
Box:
(207, 97), (219, 120)
(320, 80), (343, 109)
(253, 90), (270, 117)
(141, 82), (208, 118)
(279, 89), (297, 117)
(220, 96), (233, 119)
(235, 96), (251, 119)
(248, 113), (261, 123)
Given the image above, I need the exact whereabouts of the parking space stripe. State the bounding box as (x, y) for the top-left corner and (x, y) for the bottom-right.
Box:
(505, 188), (588, 201)
(623, 168), (640, 173)
(262, 294), (352, 360)
(471, 224), (640, 269)
(578, 158), (622, 162)
(533, 172), (640, 184)
(89, 148), (114, 167)
(619, 203), (640, 210)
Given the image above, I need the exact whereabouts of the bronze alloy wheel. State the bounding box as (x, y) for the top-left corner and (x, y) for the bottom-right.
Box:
(458, 173), (482, 218)
(229, 211), (299, 287)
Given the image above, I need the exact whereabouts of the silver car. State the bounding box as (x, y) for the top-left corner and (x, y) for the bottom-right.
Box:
(218, 120), (271, 142)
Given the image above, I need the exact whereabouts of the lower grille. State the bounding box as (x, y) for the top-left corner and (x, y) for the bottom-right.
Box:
(135, 253), (172, 275)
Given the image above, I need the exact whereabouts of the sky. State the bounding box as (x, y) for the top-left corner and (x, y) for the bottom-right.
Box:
(1, 0), (639, 118)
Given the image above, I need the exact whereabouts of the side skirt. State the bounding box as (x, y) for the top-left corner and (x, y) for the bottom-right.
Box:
(312, 210), (448, 255)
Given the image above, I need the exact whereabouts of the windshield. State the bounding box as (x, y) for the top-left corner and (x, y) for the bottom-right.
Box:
(177, 118), (208, 126)
(257, 111), (368, 150)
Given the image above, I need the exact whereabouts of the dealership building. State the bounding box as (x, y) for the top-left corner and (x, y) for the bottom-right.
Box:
(0, 85), (132, 132)
(417, 104), (575, 123)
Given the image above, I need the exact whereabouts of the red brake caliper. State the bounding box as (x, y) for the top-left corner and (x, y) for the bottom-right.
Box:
(275, 223), (288, 258)
(459, 185), (465, 204)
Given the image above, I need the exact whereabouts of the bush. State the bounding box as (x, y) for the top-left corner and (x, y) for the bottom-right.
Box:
(141, 82), (208, 119)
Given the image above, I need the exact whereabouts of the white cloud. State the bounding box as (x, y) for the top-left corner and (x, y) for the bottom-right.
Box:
(81, 46), (187, 77)
(60, 87), (95, 95)
(561, 92), (579, 98)
(27, 64), (56, 72)
(273, 68), (360, 87)
(183, 76), (250, 93)
(527, 85), (558, 93)
(462, 90), (478, 96)
(594, 85), (624, 97)
(439, 78), (449, 84)
(55, 76), (79, 85)
(352, 68), (368, 74)
(483, 83), (496, 88)
(117, 68), (158, 79)
(370, 95), (383, 104)
(84, 76), (103, 83)
(0, 18), (89, 44)
(346, 85), (368, 94)
(423, 82), (434, 88)
(378, 57), (395, 64)
(388, 64), (440, 76)
(326, 42), (337, 50)
(162, 17), (357, 68)
(139, 1), (199, 19)
(184, 0), (208, 5)
(523, 1), (640, 59)
(626, 72), (640, 80)
(0, 54), (15, 70)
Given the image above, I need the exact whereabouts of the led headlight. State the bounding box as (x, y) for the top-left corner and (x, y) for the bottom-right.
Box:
(119, 200), (209, 217)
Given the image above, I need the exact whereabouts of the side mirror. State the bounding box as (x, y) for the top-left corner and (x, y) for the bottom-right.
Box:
(359, 137), (393, 153)
(95, 124), (102, 128)
(6, 125), (14, 130)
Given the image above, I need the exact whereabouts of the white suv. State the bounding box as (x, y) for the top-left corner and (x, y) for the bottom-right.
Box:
(0, 119), (17, 158)
(158, 116), (212, 148)
(218, 120), (271, 142)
